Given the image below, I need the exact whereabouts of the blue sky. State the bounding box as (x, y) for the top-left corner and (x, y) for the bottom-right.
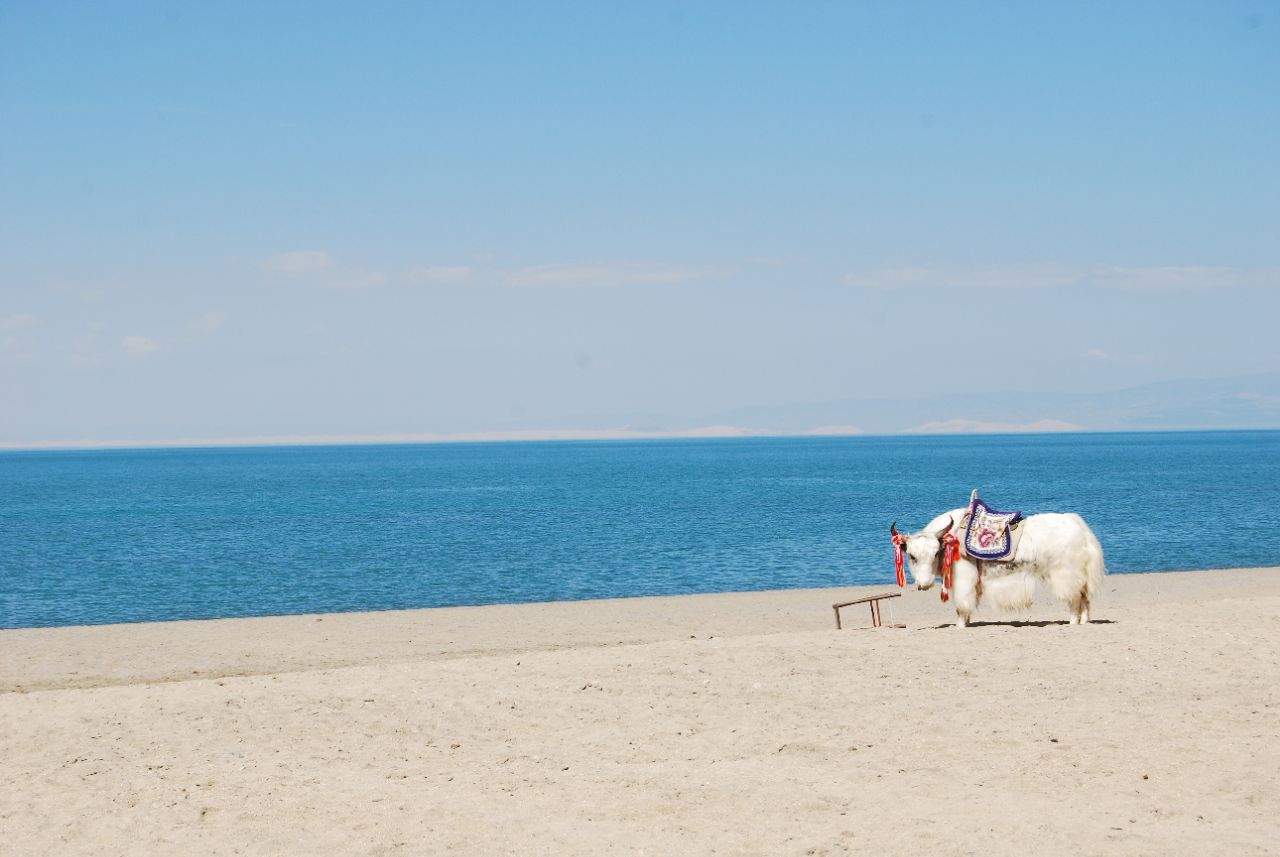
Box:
(2, 1), (1277, 445)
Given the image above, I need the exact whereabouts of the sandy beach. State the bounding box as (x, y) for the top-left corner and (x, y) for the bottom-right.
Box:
(2, 567), (1278, 856)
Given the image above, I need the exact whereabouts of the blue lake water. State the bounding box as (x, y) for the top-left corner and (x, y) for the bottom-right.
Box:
(2, 431), (1278, 628)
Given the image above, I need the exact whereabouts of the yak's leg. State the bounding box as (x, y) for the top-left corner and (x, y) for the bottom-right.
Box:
(1049, 564), (1090, 625)
(951, 560), (980, 629)
(1067, 593), (1088, 625)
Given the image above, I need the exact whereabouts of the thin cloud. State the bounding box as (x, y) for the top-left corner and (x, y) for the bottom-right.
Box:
(121, 335), (161, 357)
(407, 266), (472, 284)
(1085, 348), (1109, 360)
(329, 270), (386, 290)
(262, 256), (723, 289)
(843, 264), (1280, 290)
(0, 313), (37, 331)
(1088, 265), (1279, 290)
(264, 251), (335, 275)
(505, 263), (723, 288)
(190, 311), (226, 334)
(844, 265), (1078, 290)
(0, 335), (36, 364)
(263, 251), (386, 290)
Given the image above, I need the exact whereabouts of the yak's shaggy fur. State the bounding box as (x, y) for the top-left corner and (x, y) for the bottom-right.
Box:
(903, 509), (1106, 628)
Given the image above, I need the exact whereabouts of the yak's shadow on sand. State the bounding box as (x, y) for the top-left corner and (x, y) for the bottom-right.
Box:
(923, 619), (1118, 629)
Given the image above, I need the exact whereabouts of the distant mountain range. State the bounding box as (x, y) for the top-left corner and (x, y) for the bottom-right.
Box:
(708, 373), (1280, 435)
(6, 374), (1277, 451)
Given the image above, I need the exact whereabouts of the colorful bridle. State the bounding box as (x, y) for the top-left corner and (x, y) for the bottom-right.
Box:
(891, 521), (960, 603)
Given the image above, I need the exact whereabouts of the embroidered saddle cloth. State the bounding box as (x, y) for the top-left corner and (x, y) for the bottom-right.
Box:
(958, 496), (1025, 561)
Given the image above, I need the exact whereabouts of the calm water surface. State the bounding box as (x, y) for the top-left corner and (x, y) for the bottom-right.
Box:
(2, 431), (1278, 628)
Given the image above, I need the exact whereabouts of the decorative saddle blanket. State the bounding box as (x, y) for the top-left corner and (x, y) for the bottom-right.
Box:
(959, 495), (1024, 561)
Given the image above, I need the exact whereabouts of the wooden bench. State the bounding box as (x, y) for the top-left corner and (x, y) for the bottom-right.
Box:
(832, 592), (904, 629)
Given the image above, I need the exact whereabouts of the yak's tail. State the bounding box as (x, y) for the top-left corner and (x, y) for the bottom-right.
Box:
(1078, 516), (1107, 601)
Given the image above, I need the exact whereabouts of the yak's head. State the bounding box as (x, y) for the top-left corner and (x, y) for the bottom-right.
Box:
(891, 518), (953, 590)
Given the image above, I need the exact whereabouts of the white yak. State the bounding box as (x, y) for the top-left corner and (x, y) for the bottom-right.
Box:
(893, 509), (1106, 628)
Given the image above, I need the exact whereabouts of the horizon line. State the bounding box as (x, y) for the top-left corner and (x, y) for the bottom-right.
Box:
(2, 424), (1276, 453)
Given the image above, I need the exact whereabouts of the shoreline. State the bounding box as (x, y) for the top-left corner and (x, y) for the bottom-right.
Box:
(4, 566), (1276, 694)
(2, 562), (1270, 637)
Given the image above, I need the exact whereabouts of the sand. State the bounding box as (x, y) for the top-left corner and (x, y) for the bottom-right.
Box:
(2, 567), (1279, 856)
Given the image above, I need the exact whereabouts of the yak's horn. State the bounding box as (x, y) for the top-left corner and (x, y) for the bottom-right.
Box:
(890, 521), (900, 538)
(935, 516), (954, 539)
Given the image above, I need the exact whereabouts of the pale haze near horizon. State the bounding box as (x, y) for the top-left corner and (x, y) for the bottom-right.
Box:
(2, 2), (1278, 447)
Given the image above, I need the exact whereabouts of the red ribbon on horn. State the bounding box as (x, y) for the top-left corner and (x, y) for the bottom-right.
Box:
(940, 533), (961, 603)
(892, 533), (907, 588)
